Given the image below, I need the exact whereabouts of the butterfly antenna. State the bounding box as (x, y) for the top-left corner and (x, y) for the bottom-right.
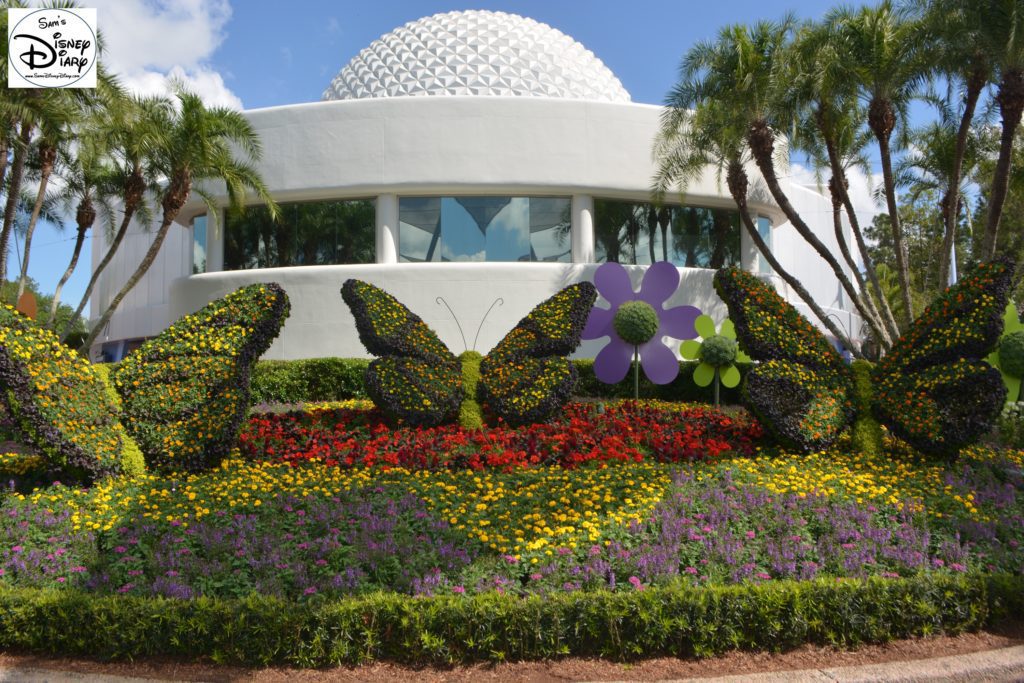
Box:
(435, 296), (469, 352)
(472, 297), (504, 352)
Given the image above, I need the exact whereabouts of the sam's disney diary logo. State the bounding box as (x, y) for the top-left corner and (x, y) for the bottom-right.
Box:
(7, 8), (97, 88)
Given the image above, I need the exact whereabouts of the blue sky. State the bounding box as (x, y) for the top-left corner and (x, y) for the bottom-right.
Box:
(21, 0), (866, 313)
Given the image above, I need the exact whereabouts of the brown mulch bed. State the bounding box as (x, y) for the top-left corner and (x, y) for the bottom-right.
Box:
(1, 622), (1022, 682)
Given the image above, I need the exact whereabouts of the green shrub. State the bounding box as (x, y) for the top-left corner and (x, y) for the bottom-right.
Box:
(996, 402), (1024, 448)
(573, 359), (751, 404)
(91, 364), (145, 477)
(612, 300), (659, 345)
(999, 330), (1024, 378)
(0, 305), (125, 482)
(849, 360), (882, 456)
(0, 573), (1016, 666)
(251, 358), (369, 404)
(114, 284), (290, 472)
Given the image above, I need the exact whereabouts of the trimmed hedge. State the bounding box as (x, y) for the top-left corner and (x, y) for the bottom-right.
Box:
(247, 358), (752, 406)
(114, 284), (290, 472)
(0, 573), (1018, 666)
(90, 364), (146, 477)
(0, 305), (125, 482)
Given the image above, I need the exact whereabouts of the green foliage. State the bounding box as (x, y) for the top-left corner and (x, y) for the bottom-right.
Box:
(478, 283), (596, 426)
(114, 284), (290, 472)
(250, 358), (369, 404)
(459, 351), (483, 430)
(0, 305), (124, 482)
(701, 334), (738, 367)
(90, 364), (145, 477)
(0, 573), (1015, 666)
(612, 301), (659, 345)
(999, 330), (1024, 377)
(849, 360), (882, 456)
(996, 402), (1024, 449)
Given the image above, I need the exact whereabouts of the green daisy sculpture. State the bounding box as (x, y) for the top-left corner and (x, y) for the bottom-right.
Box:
(680, 314), (751, 406)
(987, 302), (1024, 403)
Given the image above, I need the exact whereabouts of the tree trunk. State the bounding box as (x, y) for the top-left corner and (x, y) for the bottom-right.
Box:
(727, 159), (858, 356)
(746, 120), (887, 346)
(0, 124), (32, 285)
(81, 172), (191, 354)
(869, 98), (914, 326)
(58, 170), (146, 337)
(938, 71), (985, 286)
(984, 68), (1024, 259)
(47, 196), (96, 329)
(17, 144), (56, 300)
(829, 177), (891, 349)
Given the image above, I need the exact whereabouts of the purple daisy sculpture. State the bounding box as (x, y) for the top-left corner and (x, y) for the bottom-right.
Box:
(582, 261), (701, 393)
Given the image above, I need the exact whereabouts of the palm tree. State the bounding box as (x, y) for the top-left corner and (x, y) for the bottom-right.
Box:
(81, 89), (279, 353)
(670, 17), (890, 348)
(786, 19), (901, 342)
(655, 90), (858, 354)
(59, 95), (169, 339)
(46, 132), (116, 327)
(16, 89), (83, 301)
(907, 0), (992, 283)
(829, 2), (926, 326)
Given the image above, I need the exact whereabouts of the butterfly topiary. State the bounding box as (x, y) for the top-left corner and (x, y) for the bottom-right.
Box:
(341, 279), (597, 427)
(714, 260), (1014, 457)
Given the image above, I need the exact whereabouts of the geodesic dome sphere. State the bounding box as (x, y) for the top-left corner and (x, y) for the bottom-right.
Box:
(323, 10), (630, 103)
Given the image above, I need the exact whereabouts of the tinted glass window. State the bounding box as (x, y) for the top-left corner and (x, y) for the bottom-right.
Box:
(224, 199), (375, 270)
(593, 200), (741, 267)
(399, 196), (570, 263)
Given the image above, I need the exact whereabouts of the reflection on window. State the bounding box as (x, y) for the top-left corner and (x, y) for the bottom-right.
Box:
(757, 215), (773, 274)
(398, 196), (570, 263)
(593, 200), (741, 267)
(223, 199), (375, 270)
(192, 214), (207, 274)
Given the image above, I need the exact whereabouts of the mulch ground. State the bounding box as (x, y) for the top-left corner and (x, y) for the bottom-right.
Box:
(2, 621), (1022, 682)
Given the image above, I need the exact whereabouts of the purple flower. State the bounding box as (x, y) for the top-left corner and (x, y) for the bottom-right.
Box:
(583, 261), (700, 384)
(628, 575), (644, 591)
(452, 585), (465, 594)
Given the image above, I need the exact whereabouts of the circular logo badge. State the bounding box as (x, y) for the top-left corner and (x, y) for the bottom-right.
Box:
(8, 8), (97, 88)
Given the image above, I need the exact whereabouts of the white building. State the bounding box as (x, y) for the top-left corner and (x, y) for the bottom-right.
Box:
(89, 10), (862, 362)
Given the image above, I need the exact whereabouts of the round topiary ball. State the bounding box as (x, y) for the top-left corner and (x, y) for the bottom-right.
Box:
(700, 334), (738, 367)
(613, 301), (660, 345)
(1000, 330), (1024, 377)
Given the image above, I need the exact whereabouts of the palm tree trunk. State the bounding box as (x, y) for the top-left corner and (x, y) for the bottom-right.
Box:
(828, 180), (891, 350)
(727, 159), (858, 355)
(938, 72), (985, 286)
(80, 212), (177, 354)
(58, 208), (135, 336)
(16, 146), (56, 299)
(49, 224), (88, 328)
(0, 124), (32, 285)
(746, 121), (888, 346)
(819, 130), (901, 340)
(983, 68), (1024, 259)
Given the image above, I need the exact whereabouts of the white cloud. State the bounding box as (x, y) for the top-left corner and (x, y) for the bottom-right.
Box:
(92, 0), (242, 109)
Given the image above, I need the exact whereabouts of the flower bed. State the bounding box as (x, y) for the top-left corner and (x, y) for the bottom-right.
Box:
(238, 400), (764, 470)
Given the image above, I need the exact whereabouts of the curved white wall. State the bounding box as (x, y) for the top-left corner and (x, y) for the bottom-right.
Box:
(90, 95), (862, 361)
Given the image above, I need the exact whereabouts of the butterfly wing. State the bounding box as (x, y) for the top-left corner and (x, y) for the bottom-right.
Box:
(341, 279), (461, 426)
(873, 259), (1014, 456)
(0, 305), (125, 481)
(713, 267), (854, 452)
(478, 282), (597, 426)
(116, 283), (290, 472)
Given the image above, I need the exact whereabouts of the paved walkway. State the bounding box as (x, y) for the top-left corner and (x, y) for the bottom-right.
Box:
(3, 646), (1024, 682)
